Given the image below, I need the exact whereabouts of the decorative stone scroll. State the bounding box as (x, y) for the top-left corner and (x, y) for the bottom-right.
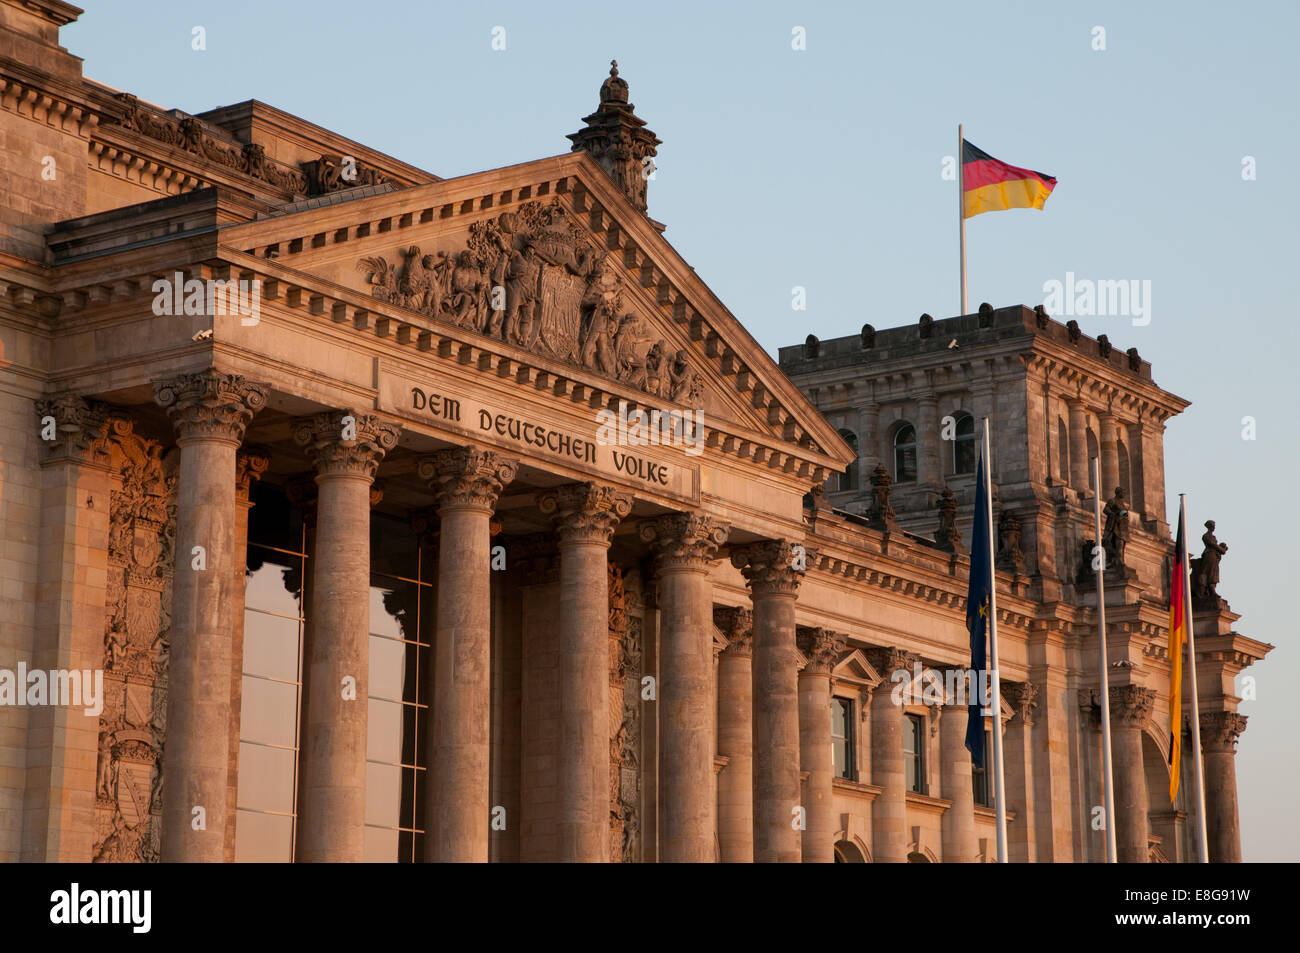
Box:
(418, 446), (518, 511)
(1199, 711), (1248, 753)
(730, 539), (813, 596)
(639, 513), (729, 571)
(1005, 680), (1039, 726)
(292, 410), (400, 480)
(714, 606), (754, 658)
(153, 370), (268, 443)
(538, 482), (632, 545)
(355, 199), (704, 406)
(1109, 685), (1157, 728)
(796, 627), (846, 675)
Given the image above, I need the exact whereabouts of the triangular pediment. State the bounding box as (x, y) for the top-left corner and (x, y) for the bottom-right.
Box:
(217, 152), (851, 482)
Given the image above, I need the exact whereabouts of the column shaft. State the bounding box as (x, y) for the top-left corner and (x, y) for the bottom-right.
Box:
(940, 688), (977, 862)
(1067, 399), (1089, 492)
(868, 648), (909, 863)
(797, 628), (844, 863)
(715, 608), (753, 863)
(1111, 685), (1155, 863)
(1201, 711), (1247, 863)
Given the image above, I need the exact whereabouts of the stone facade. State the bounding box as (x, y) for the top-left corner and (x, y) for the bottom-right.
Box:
(0, 1), (1270, 863)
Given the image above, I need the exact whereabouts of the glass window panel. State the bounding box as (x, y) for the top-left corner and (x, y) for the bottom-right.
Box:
(401, 703), (423, 767)
(369, 635), (406, 703)
(243, 610), (301, 683)
(366, 761), (403, 828)
(234, 810), (294, 863)
(400, 764), (420, 831)
(367, 698), (404, 765)
(371, 512), (418, 579)
(240, 676), (299, 749)
(236, 742), (296, 815)
(364, 824), (399, 863)
(244, 550), (303, 617)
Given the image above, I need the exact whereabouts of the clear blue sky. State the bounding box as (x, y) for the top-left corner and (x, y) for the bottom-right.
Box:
(66, 0), (1299, 861)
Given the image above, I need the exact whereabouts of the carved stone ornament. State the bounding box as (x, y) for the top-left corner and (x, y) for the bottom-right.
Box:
(865, 646), (914, 683)
(934, 486), (965, 554)
(1005, 680), (1039, 725)
(730, 538), (813, 596)
(713, 606), (754, 657)
(355, 198), (704, 407)
(566, 61), (661, 215)
(418, 447), (518, 511)
(1189, 519), (1228, 607)
(639, 513), (729, 571)
(301, 155), (388, 196)
(293, 410), (400, 480)
(1109, 684), (1156, 728)
(796, 627), (846, 675)
(1199, 711), (1248, 753)
(153, 370), (268, 443)
(34, 393), (113, 466)
(115, 93), (307, 193)
(996, 508), (1027, 574)
(538, 482), (633, 545)
(865, 464), (899, 533)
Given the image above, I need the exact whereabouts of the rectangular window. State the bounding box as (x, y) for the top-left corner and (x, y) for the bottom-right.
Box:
(904, 713), (925, 794)
(831, 697), (854, 780)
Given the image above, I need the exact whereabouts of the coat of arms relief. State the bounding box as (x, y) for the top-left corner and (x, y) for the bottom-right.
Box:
(356, 199), (705, 408)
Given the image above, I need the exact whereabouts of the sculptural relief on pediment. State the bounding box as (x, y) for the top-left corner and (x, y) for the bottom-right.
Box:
(355, 199), (705, 408)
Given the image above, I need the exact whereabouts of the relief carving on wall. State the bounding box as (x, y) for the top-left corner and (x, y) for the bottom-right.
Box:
(355, 199), (704, 407)
(93, 419), (176, 863)
(607, 561), (643, 862)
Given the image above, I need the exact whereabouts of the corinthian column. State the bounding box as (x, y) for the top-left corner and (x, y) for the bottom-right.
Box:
(1200, 711), (1247, 863)
(640, 513), (730, 863)
(538, 482), (632, 862)
(420, 447), (518, 862)
(293, 411), (400, 861)
(154, 370), (268, 862)
(714, 607), (753, 862)
(1111, 684), (1156, 863)
(731, 539), (810, 863)
(796, 627), (845, 863)
(866, 647), (913, 863)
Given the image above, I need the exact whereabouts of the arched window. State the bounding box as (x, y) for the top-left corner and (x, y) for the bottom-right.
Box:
(1117, 438), (1131, 499)
(1057, 418), (1070, 482)
(952, 412), (975, 475)
(837, 429), (859, 492)
(894, 423), (917, 483)
(1086, 428), (1099, 491)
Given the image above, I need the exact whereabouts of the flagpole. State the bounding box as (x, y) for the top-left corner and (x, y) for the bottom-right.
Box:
(1180, 494), (1210, 862)
(959, 123), (968, 316)
(1091, 457), (1118, 863)
(982, 417), (1007, 861)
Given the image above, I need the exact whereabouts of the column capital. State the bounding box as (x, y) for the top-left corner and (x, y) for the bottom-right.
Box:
(418, 446), (518, 512)
(1200, 711), (1248, 753)
(640, 512), (729, 571)
(154, 370), (268, 444)
(714, 606), (753, 657)
(34, 392), (113, 467)
(294, 410), (399, 481)
(1109, 684), (1156, 728)
(864, 646), (916, 682)
(1005, 680), (1039, 725)
(730, 538), (812, 595)
(538, 481), (632, 545)
(796, 627), (846, 675)
(235, 447), (271, 504)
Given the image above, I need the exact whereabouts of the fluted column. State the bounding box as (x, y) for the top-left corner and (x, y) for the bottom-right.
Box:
(293, 412), (399, 861)
(1066, 398), (1089, 492)
(797, 627), (845, 863)
(1004, 680), (1038, 863)
(640, 513), (729, 862)
(939, 673), (978, 862)
(154, 370), (268, 862)
(714, 607), (754, 863)
(538, 482), (632, 862)
(1111, 684), (1155, 863)
(1200, 711), (1247, 863)
(420, 448), (518, 862)
(867, 646), (912, 863)
(857, 401), (881, 474)
(732, 540), (810, 863)
(1098, 411), (1120, 500)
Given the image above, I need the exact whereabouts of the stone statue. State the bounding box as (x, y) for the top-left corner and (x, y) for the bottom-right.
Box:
(934, 487), (964, 554)
(449, 251), (487, 330)
(1101, 487), (1130, 572)
(1190, 519), (1228, 603)
(996, 509), (1026, 574)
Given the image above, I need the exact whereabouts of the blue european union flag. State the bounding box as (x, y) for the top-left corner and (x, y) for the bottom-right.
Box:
(965, 450), (993, 768)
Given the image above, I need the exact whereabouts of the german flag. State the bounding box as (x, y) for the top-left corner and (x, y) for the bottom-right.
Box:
(962, 139), (1057, 219)
(1167, 510), (1188, 802)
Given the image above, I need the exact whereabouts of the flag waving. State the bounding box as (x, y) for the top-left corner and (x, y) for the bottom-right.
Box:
(962, 139), (1057, 219)
(965, 450), (993, 766)
(1168, 509), (1189, 801)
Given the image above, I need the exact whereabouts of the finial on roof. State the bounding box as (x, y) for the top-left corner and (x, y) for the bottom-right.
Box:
(569, 59), (660, 214)
(600, 58), (629, 104)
